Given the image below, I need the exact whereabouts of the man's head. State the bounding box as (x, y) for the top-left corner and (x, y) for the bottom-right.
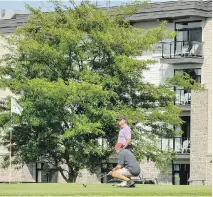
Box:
(114, 142), (124, 153)
(116, 116), (127, 128)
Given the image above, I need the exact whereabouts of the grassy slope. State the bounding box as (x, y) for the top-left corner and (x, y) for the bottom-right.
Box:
(0, 183), (211, 196)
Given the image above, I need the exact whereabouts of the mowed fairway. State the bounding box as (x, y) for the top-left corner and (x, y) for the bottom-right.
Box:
(0, 183), (211, 196)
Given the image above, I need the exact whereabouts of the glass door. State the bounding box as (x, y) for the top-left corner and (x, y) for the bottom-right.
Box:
(175, 21), (202, 56)
(173, 164), (190, 185)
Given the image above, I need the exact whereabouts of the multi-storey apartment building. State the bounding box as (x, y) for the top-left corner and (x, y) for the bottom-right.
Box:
(132, 0), (212, 185)
(0, 0), (212, 185)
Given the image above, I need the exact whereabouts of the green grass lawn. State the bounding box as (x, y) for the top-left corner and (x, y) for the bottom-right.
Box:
(0, 183), (211, 196)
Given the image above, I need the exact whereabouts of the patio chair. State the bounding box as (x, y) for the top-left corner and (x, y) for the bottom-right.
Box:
(175, 140), (182, 153)
(175, 91), (185, 105)
(181, 140), (190, 153)
(184, 93), (191, 104)
(182, 45), (190, 57)
(189, 43), (199, 56)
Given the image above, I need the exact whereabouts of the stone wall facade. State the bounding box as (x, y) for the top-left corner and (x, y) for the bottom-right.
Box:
(205, 155), (212, 185)
(0, 159), (173, 184)
(57, 168), (101, 183)
(190, 90), (211, 185)
(140, 160), (172, 185)
(189, 17), (212, 186)
(199, 17), (212, 185)
(203, 18), (212, 157)
(0, 156), (36, 182)
(56, 161), (173, 184)
(76, 169), (100, 183)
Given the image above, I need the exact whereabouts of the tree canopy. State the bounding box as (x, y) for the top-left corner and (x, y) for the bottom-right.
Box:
(0, 1), (201, 182)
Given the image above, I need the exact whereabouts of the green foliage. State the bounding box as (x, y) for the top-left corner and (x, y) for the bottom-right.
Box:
(0, 1), (201, 182)
(166, 72), (204, 90)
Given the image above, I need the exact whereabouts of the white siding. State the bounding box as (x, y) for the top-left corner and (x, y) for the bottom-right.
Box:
(136, 56), (173, 86)
(133, 21), (174, 32)
(0, 36), (13, 101)
(133, 21), (176, 86)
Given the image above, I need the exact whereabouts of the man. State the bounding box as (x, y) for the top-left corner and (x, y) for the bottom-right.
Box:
(108, 142), (141, 187)
(116, 116), (132, 150)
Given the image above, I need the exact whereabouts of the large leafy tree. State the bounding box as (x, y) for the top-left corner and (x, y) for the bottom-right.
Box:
(0, 1), (197, 182)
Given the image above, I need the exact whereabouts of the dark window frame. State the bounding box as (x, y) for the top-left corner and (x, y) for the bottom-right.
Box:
(175, 20), (202, 30)
(36, 162), (49, 183)
(174, 68), (201, 105)
(172, 164), (190, 185)
(174, 68), (201, 83)
(174, 21), (203, 54)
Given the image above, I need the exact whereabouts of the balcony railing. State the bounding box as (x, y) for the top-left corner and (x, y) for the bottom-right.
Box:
(175, 89), (191, 105)
(159, 137), (190, 154)
(160, 41), (203, 59)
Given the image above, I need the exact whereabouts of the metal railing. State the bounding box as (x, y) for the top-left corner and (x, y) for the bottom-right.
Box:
(159, 137), (190, 154)
(175, 89), (191, 105)
(160, 41), (203, 58)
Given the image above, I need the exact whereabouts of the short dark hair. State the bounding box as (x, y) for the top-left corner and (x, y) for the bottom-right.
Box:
(116, 116), (126, 121)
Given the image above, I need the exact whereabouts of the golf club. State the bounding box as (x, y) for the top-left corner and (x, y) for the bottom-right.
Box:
(99, 173), (109, 180)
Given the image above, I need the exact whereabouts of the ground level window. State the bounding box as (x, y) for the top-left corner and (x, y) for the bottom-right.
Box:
(172, 164), (190, 185)
(36, 162), (58, 183)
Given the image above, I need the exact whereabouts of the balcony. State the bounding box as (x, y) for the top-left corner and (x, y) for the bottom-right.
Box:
(159, 137), (190, 155)
(174, 89), (191, 112)
(175, 89), (191, 105)
(159, 41), (204, 64)
(173, 68), (201, 110)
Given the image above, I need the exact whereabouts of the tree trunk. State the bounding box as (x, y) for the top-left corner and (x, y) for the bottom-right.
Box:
(67, 165), (79, 183)
(59, 166), (79, 183)
(67, 171), (78, 183)
(59, 168), (68, 182)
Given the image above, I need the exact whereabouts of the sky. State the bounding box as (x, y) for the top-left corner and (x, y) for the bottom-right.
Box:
(0, 0), (175, 12)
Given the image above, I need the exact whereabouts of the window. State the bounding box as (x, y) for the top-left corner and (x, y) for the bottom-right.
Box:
(181, 116), (190, 138)
(172, 164), (190, 185)
(175, 21), (202, 42)
(175, 68), (201, 82)
(175, 21), (202, 56)
(36, 162), (44, 182)
(176, 21), (202, 30)
(174, 68), (201, 105)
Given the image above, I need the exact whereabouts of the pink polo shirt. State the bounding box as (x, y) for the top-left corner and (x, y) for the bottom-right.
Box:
(118, 124), (131, 146)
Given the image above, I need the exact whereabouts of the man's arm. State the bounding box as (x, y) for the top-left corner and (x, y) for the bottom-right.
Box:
(108, 152), (124, 175)
(108, 164), (123, 175)
(113, 164), (123, 171)
(124, 138), (131, 148)
(123, 127), (131, 148)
